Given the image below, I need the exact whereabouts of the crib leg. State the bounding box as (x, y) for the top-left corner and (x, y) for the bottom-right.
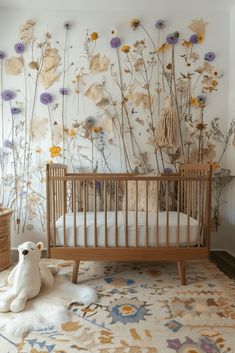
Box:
(72, 261), (80, 284)
(177, 261), (186, 285)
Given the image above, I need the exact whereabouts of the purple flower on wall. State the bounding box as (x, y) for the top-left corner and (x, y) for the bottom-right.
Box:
(189, 34), (198, 44)
(4, 140), (13, 149)
(14, 42), (25, 54)
(0, 51), (6, 60)
(11, 107), (21, 115)
(59, 87), (69, 95)
(95, 181), (102, 191)
(155, 19), (166, 29)
(40, 92), (53, 105)
(85, 116), (96, 127)
(164, 167), (173, 174)
(204, 52), (216, 62)
(1, 90), (15, 101)
(197, 94), (206, 105)
(166, 31), (179, 45)
(110, 37), (121, 49)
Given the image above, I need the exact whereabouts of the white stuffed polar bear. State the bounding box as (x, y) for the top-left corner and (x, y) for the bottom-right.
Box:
(0, 241), (54, 313)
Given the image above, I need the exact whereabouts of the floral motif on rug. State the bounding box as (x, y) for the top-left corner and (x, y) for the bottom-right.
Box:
(0, 259), (235, 353)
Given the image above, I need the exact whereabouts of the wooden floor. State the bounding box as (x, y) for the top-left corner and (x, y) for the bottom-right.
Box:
(211, 251), (235, 280)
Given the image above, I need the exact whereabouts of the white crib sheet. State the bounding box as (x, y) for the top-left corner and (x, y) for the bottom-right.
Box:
(55, 211), (200, 247)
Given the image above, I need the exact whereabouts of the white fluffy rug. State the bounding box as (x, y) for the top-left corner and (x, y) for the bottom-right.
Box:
(0, 264), (97, 337)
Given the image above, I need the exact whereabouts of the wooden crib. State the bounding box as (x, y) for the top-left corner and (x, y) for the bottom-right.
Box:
(46, 163), (212, 285)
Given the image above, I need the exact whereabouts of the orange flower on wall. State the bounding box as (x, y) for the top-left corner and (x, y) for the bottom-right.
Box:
(49, 145), (62, 158)
(91, 126), (102, 133)
(197, 33), (205, 43)
(208, 161), (220, 170)
(90, 32), (99, 41)
(190, 97), (199, 107)
(67, 128), (77, 138)
(121, 45), (130, 53)
(158, 42), (171, 53)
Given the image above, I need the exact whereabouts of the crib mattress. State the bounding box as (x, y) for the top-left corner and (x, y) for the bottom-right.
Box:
(55, 211), (200, 247)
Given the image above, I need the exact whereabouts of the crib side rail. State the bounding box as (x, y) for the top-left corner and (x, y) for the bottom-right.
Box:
(179, 163), (212, 256)
(47, 164), (212, 255)
(46, 163), (67, 256)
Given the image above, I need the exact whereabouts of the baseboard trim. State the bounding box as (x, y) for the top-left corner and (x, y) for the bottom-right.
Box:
(226, 250), (235, 258)
(211, 250), (235, 280)
(211, 248), (235, 258)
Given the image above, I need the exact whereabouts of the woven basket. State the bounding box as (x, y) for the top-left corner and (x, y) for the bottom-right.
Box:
(0, 208), (12, 271)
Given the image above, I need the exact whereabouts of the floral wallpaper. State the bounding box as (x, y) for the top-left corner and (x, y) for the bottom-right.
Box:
(0, 16), (234, 238)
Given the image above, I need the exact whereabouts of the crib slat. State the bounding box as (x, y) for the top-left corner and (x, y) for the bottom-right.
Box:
(195, 179), (198, 219)
(197, 180), (201, 247)
(177, 180), (180, 247)
(55, 170), (57, 221)
(166, 181), (169, 247)
(94, 181), (97, 247)
(205, 174), (212, 250)
(79, 181), (82, 211)
(135, 180), (138, 247)
(125, 180), (128, 247)
(145, 181), (148, 247)
(192, 181), (196, 218)
(201, 178), (205, 246)
(187, 180), (191, 247)
(109, 180), (112, 211)
(115, 180), (118, 247)
(58, 170), (61, 218)
(63, 179), (67, 247)
(46, 166), (51, 256)
(71, 178), (74, 213)
(83, 181), (87, 247)
(73, 180), (77, 247)
(104, 180), (107, 247)
(52, 171), (56, 246)
(156, 181), (159, 247)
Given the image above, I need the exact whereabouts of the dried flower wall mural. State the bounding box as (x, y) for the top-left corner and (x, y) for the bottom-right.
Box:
(0, 17), (234, 236)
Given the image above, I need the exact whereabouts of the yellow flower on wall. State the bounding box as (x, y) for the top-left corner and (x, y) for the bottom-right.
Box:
(91, 126), (102, 133)
(35, 146), (42, 154)
(49, 145), (62, 158)
(208, 161), (220, 170)
(196, 122), (207, 131)
(129, 18), (141, 30)
(197, 33), (205, 43)
(182, 40), (193, 48)
(67, 128), (76, 138)
(121, 45), (130, 53)
(188, 19), (208, 36)
(90, 32), (99, 41)
(190, 97), (199, 107)
(158, 43), (171, 53)
(211, 79), (218, 87)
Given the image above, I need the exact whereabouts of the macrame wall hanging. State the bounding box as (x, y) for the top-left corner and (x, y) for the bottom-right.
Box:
(154, 96), (178, 148)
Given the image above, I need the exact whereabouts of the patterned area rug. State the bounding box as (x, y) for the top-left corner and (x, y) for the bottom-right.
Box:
(0, 259), (235, 353)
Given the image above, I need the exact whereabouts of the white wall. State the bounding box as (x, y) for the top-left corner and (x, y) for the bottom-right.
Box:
(223, 3), (235, 257)
(0, 4), (233, 250)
